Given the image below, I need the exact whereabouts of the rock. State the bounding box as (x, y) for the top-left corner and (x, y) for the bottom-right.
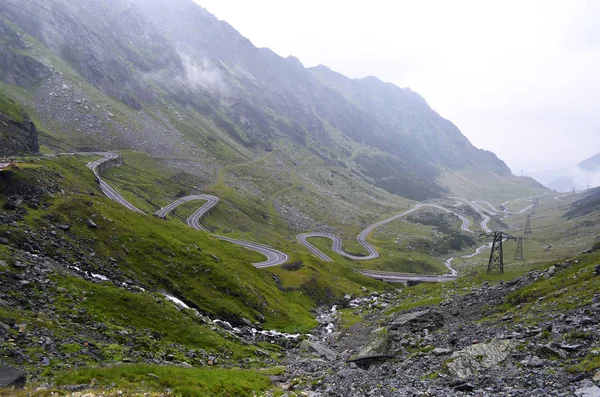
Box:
(215, 320), (233, 331)
(0, 365), (26, 388)
(4, 196), (23, 210)
(85, 219), (98, 229)
(595, 264), (600, 276)
(593, 371), (600, 382)
(300, 340), (337, 361)
(179, 362), (192, 368)
(255, 349), (270, 357)
(536, 344), (566, 359)
(576, 385), (600, 397)
(241, 318), (252, 327)
(433, 348), (453, 355)
(448, 379), (475, 392)
(56, 224), (71, 231)
(560, 343), (583, 351)
(352, 331), (390, 359)
(147, 373), (159, 379)
(389, 309), (443, 332)
(0, 260), (7, 267)
(0, 237), (8, 245)
(446, 340), (515, 379)
(521, 356), (545, 367)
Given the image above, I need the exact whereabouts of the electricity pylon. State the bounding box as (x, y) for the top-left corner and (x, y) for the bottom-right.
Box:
(487, 232), (505, 274)
(524, 215), (532, 234)
(486, 231), (519, 274)
(514, 237), (523, 260)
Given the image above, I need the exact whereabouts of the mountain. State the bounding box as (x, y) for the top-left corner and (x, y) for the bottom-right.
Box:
(0, 0), (520, 201)
(534, 152), (600, 192)
(579, 152), (600, 171)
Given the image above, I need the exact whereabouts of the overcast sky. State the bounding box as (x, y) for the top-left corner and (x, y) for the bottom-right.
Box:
(194, 0), (599, 174)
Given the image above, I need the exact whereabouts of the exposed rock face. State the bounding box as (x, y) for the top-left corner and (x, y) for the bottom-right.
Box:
(278, 259), (600, 396)
(0, 20), (51, 88)
(0, 113), (39, 156)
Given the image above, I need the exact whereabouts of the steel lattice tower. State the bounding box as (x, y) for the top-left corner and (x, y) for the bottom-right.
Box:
(514, 237), (523, 260)
(487, 232), (505, 274)
(524, 215), (532, 234)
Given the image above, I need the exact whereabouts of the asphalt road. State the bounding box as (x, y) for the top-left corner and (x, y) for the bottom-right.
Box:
(357, 270), (458, 283)
(84, 152), (145, 214)
(475, 200), (533, 215)
(297, 203), (474, 264)
(451, 197), (493, 233)
(81, 152), (534, 282)
(154, 194), (219, 232)
(155, 195), (289, 267)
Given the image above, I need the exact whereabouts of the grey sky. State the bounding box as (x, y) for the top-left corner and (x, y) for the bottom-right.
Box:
(194, 0), (600, 174)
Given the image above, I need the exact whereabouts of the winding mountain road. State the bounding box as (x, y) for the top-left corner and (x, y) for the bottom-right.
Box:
(85, 152), (145, 214)
(451, 197), (493, 233)
(297, 203), (473, 264)
(475, 200), (534, 215)
(85, 153), (289, 268)
(80, 152), (534, 281)
(154, 195), (289, 267)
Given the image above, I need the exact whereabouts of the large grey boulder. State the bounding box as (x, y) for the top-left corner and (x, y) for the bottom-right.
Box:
(0, 365), (26, 388)
(300, 340), (337, 361)
(445, 340), (515, 379)
(576, 385), (600, 397)
(389, 309), (443, 332)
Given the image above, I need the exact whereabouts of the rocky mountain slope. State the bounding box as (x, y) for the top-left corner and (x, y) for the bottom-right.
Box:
(280, 251), (600, 396)
(0, 93), (38, 157)
(0, 0), (520, 201)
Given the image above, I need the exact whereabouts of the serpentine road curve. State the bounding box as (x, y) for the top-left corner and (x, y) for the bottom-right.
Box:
(85, 153), (289, 268)
(80, 152), (534, 280)
(297, 203), (473, 263)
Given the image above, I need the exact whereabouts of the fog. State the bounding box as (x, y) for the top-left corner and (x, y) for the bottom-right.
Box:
(194, 0), (600, 180)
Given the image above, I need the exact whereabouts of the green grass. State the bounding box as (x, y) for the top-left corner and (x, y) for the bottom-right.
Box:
(3, 154), (392, 335)
(53, 276), (257, 358)
(101, 151), (205, 212)
(338, 308), (362, 329)
(0, 92), (24, 122)
(55, 364), (272, 396)
(496, 251), (600, 324)
(567, 354), (600, 374)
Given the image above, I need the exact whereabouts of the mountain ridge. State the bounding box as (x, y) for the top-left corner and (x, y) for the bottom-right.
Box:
(0, 0), (523, 201)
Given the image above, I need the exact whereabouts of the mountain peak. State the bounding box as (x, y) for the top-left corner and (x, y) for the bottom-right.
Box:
(579, 152), (600, 171)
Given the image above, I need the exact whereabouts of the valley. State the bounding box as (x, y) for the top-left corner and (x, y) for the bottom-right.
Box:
(0, 0), (599, 396)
